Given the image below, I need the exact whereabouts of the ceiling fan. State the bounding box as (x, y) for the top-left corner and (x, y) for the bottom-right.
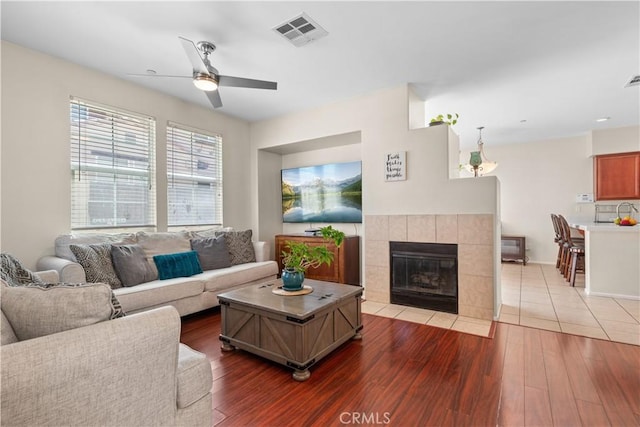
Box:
(129, 36), (277, 109)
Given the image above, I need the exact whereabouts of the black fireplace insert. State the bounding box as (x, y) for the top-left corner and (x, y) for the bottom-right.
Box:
(389, 241), (458, 314)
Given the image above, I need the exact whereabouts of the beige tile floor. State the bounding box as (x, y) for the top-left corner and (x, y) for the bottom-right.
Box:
(361, 300), (493, 338)
(362, 262), (640, 345)
(499, 262), (640, 346)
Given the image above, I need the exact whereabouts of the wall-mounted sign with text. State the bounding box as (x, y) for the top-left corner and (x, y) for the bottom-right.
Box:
(384, 151), (406, 182)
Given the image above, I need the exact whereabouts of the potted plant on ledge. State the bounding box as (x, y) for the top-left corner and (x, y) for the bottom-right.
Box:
(429, 113), (459, 126)
(280, 226), (345, 291)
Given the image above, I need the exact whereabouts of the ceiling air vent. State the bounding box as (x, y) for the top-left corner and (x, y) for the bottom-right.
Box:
(624, 75), (640, 87)
(273, 13), (328, 47)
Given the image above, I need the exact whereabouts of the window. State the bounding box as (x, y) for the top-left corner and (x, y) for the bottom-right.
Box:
(70, 98), (156, 229)
(167, 123), (222, 226)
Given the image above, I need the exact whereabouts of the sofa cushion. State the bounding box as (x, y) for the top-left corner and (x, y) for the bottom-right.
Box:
(0, 253), (44, 287)
(55, 233), (137, 262)
(70, 243), (122, 289)
(1, 283), (125, 341)
(200, 261), (278, 292)
(1, 308), (19, 345)
(189, 226), (226, 239)
(190, 236), (231, 271)
(1, 279), (19, 345)
(111, 244), (158, 286)
(177, 343), (213, 409)
(113, 277), (204, 313)
(154, 251), (203, 280)
(137, 231), (192, 276)
(215, 230), (256, 266)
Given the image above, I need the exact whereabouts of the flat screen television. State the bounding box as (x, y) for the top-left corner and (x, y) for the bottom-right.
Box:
(281, 161), (362, 223)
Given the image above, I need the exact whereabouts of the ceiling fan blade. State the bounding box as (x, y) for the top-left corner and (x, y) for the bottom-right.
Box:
(205, 90), (223, 108)
(127, 73), (192, 78)
(178, 36), (209, 75)
(218, 75), (277, 90)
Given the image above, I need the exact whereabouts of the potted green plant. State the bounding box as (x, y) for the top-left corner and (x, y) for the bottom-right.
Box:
(281, 225), (345, 291)
(429, 113), (459, 126)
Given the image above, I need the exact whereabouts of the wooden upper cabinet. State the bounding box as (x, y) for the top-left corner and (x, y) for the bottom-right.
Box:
(594, 151), (640, 200)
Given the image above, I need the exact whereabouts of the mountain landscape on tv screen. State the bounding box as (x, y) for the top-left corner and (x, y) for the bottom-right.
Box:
(281, 163), (362, 223)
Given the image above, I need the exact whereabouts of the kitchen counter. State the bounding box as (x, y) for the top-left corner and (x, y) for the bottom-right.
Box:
(568, 220), (640, 298)
(569, 221), (640, 232)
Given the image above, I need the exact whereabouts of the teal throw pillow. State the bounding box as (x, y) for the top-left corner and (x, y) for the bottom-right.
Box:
(153, 251), (203, 280)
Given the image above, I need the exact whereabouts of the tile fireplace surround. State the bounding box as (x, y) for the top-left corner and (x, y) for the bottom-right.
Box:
(364, 214), (495, 321)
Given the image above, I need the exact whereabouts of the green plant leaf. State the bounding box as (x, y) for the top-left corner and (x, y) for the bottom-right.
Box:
(281, 226), (345, 273)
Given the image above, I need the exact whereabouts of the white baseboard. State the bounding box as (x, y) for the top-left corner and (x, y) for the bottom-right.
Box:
(586, 290), (640, 301)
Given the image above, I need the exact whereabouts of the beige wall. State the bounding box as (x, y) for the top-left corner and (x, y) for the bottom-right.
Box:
(461, 125), (640, 264)
(467, 136), (592, 264)
(590, 125), (640, 156)
(1, 41), (252, 268)
(250, 85), (499, 222)
(250, 84), (501, 314)
(250, 83), (638, 273)
(5, 39), (633, 273)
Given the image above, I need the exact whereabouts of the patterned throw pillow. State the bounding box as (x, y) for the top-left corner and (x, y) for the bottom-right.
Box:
(190, 235), (231, 271)
(0, 253), (44, 287)
(215, 230), (256, 266)
(70, 243), (122, 289)
(1, 282), (125, 341)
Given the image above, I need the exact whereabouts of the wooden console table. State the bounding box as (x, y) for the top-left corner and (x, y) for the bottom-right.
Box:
(275, 234), (360, 285)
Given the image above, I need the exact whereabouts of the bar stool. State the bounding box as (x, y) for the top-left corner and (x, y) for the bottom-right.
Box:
(550, 214), (563, 269)
(554, 214), (572, 276)
(557, 214), (585, 286)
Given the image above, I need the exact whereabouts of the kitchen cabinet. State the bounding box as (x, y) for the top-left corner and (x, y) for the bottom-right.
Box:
(275, 234), (360, 285)
(594, 151), (640, 200)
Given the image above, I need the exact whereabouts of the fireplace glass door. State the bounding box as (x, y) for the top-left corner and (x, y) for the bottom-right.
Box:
(390, 242), (458, 314)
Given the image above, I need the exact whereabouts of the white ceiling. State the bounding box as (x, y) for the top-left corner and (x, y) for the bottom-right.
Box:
(1, 1), (638, 149)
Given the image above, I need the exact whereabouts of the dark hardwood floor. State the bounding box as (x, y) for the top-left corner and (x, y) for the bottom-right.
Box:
(180, 308), (640, 427)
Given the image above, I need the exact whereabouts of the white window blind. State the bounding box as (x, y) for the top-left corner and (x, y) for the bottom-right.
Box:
(167, 123), (223, 226)
(70, 98), (156, 230)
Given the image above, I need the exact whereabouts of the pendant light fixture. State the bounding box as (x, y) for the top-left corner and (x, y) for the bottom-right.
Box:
(464, 126), (498, 177)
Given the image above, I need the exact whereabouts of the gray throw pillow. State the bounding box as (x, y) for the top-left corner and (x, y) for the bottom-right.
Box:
(0, 282), (125, 341)
(70, 243), (122, 289)
(215, 230), (256, 266)
(111, 244), (157, 287)
(0, 253), (44, 287)
(190, 236), (231, 270)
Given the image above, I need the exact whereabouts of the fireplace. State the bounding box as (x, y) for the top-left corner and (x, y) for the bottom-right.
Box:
(390, 241), (458, 314)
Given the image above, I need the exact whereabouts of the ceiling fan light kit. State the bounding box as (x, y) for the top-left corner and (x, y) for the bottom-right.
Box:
(193, 73), (218, 91)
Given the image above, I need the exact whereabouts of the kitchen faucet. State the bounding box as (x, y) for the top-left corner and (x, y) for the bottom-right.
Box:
(616, 202), (639, 219)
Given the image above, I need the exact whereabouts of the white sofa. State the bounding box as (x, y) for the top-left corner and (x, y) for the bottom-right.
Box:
(37, 230), (279, 316)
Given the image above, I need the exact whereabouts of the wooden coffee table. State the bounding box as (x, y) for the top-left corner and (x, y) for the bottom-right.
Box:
(217, 279), (363, 381)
